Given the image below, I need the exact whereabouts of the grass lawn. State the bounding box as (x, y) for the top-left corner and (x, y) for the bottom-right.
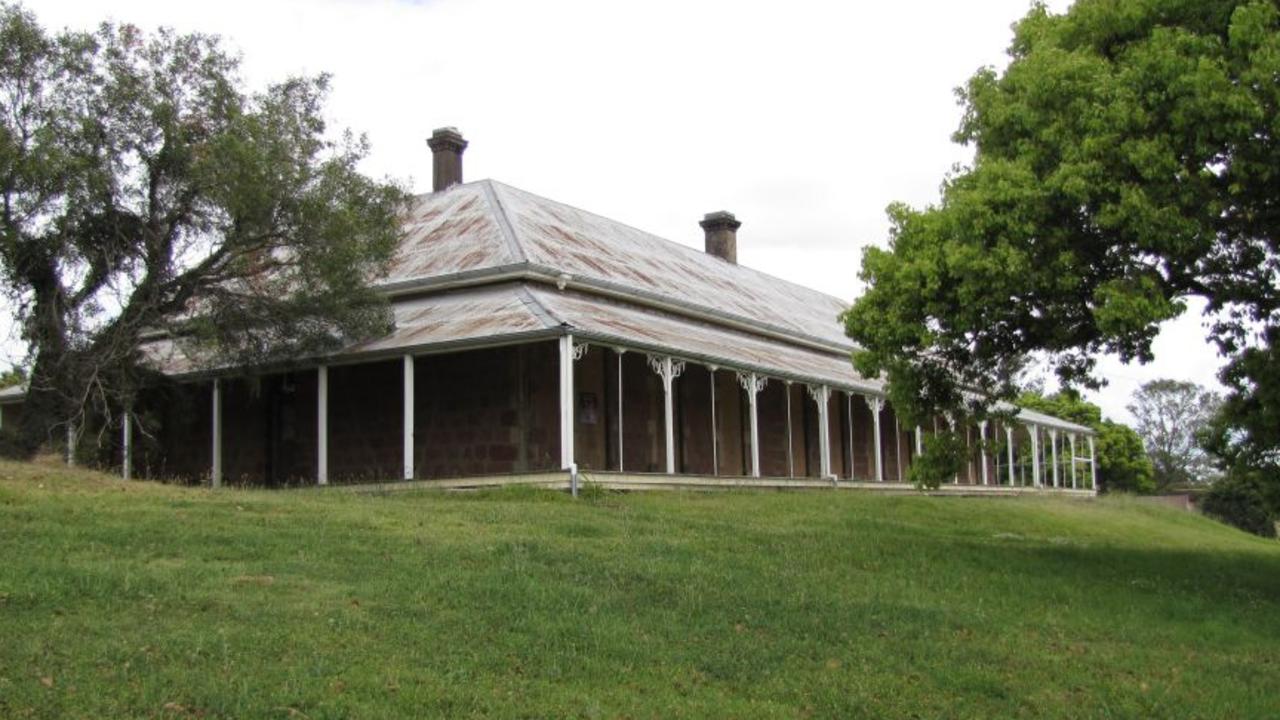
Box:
(0, 461), (1278, 719)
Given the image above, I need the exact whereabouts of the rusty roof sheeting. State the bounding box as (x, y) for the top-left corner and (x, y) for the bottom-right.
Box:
(378, 180), (852, 350)
(527, 285), (874, 392)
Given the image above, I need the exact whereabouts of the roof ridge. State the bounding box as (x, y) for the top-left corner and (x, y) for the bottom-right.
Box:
(484, 179), (850, 309)
(478, 179), (527, 265)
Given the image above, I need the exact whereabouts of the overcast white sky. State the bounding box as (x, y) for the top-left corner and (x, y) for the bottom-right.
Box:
(18, 0), (1228, 423)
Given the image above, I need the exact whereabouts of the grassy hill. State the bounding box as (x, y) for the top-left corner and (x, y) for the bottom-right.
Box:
(0, 461), (1277, 719)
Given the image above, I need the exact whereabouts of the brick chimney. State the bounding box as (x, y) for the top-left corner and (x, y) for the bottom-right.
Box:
(700, 211), (741, 264)
(427, 127), (468, 192)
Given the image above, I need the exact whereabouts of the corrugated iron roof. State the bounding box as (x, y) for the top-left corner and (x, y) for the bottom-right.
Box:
(380, 180), (852, 350)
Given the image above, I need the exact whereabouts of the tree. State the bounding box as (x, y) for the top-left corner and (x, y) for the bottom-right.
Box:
(0, 365), (23, 389)
(1127, 379), (1221, 489)
(841, 1), (1280, 494)
(1017, 389), (1154, 493)
(0, 6), (408, 455)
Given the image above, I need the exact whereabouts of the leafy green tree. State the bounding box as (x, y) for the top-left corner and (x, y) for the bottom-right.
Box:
(0, 366), (24, 390)
(1128, 379), (1222, 489)
(0, 6), (408, 455)
(841, 0), (1280, 493)
(1018, 390), (1154, 494)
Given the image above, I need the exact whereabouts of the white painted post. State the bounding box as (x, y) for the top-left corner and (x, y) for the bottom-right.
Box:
(317, 365), (329, 485)
(708, 365), (718, 476)
(1028, 424), (1041, 488)
(648, 355), (686, 475)
(978, 420), (989, 486)
(211, 379), (223, 488)
(402, 355), (415, 480)
(808, 385), (831, 479)
(121, 411), (132, 481)
(66, 422), (75, 466)
(1069, 433), (1078, 489)
(785, 382), (795, 477)
(1049, 429), (1060, 488)
(866, 396), (884, 482)
(1088, 434), (1098, 492)
(738, 372), (766, 478)
(1005, 424), (1016, 486)
(559, 336), (576, 470)
(615, 348), (626, 472)
(915, 425), (923, 456)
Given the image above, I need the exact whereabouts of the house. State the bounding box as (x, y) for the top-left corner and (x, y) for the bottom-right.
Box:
(7, 129), (1097, 492)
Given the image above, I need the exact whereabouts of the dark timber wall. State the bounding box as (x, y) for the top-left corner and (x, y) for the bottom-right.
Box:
(414, 342), (560, 479)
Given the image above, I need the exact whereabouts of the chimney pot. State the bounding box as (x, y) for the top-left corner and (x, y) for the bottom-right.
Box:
(427, 127), (468, 192)
(700, 211), (741, 264)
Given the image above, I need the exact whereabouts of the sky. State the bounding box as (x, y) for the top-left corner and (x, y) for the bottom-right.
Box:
(17, 0), (1229, 423)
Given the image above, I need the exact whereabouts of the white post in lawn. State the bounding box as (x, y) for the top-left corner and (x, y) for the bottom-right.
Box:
(978, 420), (989, 486)
(809, 385), (832, 479)
(1069, 433), (1078, 489)
(1088, 434), (1098, 492)
(738, 372), (766, 477)
(1005, 424), (1016, 486)
(317, 365), (329, 486)
(615, 348), (626, 472)
(121, 410), (132, 481)
(211, 378), (223, 488)
(865, 396), (885, 483)
(915, 425), (923, 456)
(649, 354), (686, 474)
(1028, 423), (1041, 488)
(708, 365), (718, 476)
(65, 421), (75, 466)
(1049, 429), (1060, 488)
(785, 381), (795, 478)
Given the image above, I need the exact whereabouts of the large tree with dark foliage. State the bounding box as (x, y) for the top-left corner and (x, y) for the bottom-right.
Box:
(0, 5), (407, 454)
(842, 0), (1280, 493)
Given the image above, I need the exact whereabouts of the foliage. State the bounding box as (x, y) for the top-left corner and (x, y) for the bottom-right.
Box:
(841, 0), (1280, 495)
(1128, 379), (1222, 488)
(1202, 326), (1280, 484)
(1201, 472), (1278, 538)
(0, 5), (408, 456)
(907, 429), (966, 489)
(1019, 389), (1154, 493)
(0, 365), (24, 389)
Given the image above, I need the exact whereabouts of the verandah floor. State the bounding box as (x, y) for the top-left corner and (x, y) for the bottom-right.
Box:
(327, 469), (1097, 497)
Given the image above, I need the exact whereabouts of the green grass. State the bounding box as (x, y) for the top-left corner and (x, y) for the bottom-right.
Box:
(1, 461), (1278, 719)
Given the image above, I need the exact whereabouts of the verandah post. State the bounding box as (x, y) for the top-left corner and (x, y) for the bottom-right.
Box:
(738, 372), (766, 478)
(808, 384), (832, 479)
(1028, 423), (1041, 488)
(1005, 424), (1016, 486)
(708, 365), (718, 476)
(1069, 433), (1078, 489)
(1088, 434), (1098, 492)
(648, 354), (686, 474)
(403, 355), (414, 480)
(865, 396), (884, 482)
(211, 378), (222, 488)
(317, 365), (329, 485)
(1049, 428), (1060, 488)
(978, 420), (989, 486)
